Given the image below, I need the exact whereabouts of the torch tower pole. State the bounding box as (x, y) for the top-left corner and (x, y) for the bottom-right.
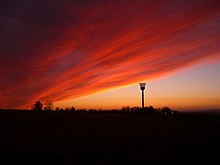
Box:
(139, 83), (146, 109)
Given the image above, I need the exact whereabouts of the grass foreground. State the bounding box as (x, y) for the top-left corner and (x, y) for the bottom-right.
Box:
(0, 110), (220, 164)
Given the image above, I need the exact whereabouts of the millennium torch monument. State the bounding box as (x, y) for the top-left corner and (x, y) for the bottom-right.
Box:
(139, 83), (146, 109)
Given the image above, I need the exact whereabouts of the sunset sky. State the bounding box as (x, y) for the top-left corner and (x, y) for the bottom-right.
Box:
(0, 0), (220, 111)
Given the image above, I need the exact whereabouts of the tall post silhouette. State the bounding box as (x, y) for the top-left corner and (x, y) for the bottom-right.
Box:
(139, 83), (146, 109)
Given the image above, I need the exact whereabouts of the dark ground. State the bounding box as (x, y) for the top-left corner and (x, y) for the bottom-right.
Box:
(0, 110), (220, 165)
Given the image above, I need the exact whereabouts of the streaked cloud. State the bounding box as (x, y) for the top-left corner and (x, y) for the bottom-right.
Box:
(0, 0), (220, 108)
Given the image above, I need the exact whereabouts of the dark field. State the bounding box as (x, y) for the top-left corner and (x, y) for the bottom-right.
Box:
(0, 110), (220, 165)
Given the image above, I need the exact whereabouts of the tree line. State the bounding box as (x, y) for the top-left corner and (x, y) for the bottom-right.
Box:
(32, 101), (179, 115)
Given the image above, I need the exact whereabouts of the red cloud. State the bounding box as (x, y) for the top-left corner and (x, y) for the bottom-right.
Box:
(0, 0), (220, 108)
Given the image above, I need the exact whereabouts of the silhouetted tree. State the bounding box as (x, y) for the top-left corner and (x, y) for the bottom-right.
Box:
(122, 106), (131, 112)
(148, 105), (154, 111)
(70, 106), (76, 112)
(160, 106), (172, 115)
(45, 100), (54, 111)
(142, 105), (157, 114)
(32, 101), (43, 111)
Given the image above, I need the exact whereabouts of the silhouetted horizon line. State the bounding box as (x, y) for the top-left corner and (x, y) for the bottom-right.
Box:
(1, 108), (220, 114)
